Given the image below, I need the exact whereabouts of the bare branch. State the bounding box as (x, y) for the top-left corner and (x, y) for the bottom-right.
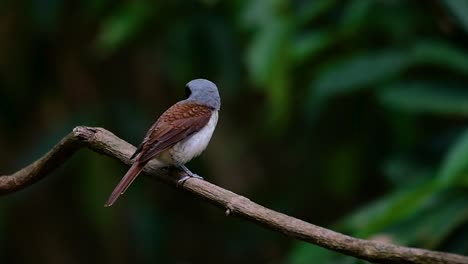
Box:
(1, 126), (467, 264)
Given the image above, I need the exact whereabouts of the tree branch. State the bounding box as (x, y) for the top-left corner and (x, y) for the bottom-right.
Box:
(1, 126), (467, 264)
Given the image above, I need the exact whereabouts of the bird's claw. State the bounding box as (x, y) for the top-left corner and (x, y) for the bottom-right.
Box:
(176, 173), (203, 187)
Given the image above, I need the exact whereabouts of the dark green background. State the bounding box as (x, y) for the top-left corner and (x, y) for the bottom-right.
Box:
(0, 1), (467, 263)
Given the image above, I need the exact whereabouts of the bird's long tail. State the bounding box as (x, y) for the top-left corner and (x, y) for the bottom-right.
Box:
(104, 161), (146, 207)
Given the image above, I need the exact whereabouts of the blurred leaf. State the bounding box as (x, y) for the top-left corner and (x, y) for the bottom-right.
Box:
(245, 1), (293, 127)
(378, 81), (468, 116)
(312, 50), (409, 98)
(295, 0), (337, 26)
(443, 0), (468, 34)
(240, 0), (284, 29)
(267, 64), (291, 127)
(382, 156), (431, 186)
(247, 19), (291, 87)
(389, 193), (468, 248)
(339, 179), (441, 237)
(309, 40), (468, 103)
(410, 41), (468, 74)
(288, 242), (367, 264)
(437, 128), (468, 187)
(287, 243), (338, 264)
(339, 0), (373, 35)
(96, 1), (152, 56)
(246, 17), (292, 127)
(292, 31), (333, 64)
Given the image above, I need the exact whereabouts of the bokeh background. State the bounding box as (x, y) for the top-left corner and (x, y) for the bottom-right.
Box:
(1, 0), (468, 263)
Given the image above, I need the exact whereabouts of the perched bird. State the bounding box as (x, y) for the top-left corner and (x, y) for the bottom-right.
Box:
(105, 79), (221, 207)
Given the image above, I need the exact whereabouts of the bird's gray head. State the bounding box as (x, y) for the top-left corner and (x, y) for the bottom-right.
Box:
(185, 79), (221, 110)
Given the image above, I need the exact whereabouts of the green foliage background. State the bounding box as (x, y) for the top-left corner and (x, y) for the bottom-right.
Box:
(0, 0), (467, 263)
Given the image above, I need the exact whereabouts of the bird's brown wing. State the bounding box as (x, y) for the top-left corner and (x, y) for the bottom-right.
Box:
(133, 102), (213, 163)
(104, 102), (213, 207)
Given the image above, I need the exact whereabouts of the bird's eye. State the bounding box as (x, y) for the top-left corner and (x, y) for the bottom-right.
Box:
(184, 86), (192, 98)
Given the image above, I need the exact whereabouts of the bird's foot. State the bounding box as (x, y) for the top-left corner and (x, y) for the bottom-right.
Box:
(176, 165), (204, 187)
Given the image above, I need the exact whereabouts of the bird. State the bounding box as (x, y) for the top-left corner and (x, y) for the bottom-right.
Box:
(104, 78), (221, 207)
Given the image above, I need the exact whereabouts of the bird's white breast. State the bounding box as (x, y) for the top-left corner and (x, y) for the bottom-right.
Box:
(169, 110), (218, 164)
